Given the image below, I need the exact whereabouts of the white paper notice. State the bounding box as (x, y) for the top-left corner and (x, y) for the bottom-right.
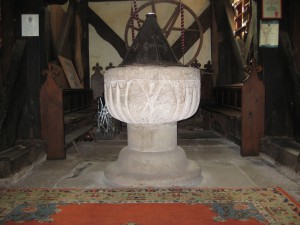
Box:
(21, 14), (39, 37)
(259, 20), (279, 48)
(262, 0), (282, 19)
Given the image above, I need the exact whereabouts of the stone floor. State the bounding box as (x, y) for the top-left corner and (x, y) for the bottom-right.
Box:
(1, 129), (299, 203)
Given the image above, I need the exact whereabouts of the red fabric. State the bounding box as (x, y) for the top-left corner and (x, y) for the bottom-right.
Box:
(5, 203), (264, 225)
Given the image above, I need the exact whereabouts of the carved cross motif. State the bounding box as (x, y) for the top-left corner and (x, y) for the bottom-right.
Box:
(91, 63), (104, 99)
(92, 63), (103, 74)
(105, 62), (115, 71)
(204, 60), (213, 72)
(191, 59), (201, 69)
(42, 63), (60, 78)
(244, 58), (263, 74)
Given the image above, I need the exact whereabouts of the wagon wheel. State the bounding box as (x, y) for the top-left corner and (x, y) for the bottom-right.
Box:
(124, 0), (203, 66)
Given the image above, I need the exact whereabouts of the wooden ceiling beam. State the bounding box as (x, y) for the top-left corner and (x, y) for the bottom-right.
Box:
(87, 7), (127, 58)
(56, 4), (75, 56)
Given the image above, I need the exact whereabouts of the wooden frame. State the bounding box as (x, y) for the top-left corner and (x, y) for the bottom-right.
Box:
(58, 55), (83, 89)
(262, 0), (282, 19)
(21, 14), (39, 37)
(259, 20), (279, 48)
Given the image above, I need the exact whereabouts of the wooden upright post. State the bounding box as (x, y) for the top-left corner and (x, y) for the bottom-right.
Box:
(40, 64), (65, 159)
(241, 58), (265, 156)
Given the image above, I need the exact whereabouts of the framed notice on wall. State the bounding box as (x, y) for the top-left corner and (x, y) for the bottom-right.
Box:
(262, 0), (282, 19)
(259, 20), (279, 48)
(21, 14), (39, 36)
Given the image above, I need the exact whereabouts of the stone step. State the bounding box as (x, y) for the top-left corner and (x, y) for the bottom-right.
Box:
(261, 137), (300, 173)
(0, 140), (46, 178)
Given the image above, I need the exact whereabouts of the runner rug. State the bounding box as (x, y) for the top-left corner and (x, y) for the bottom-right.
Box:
(0, 187), (299, 225)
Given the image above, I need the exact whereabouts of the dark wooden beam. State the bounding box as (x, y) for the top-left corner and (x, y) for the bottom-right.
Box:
(223, 0), (244, 74)
(244, 0), (258, 63)
(262, 47), (290, 137)
(0, 40), (27, 151)
(252, 0), (258, 61)
(280, 32), (300, 142)
(87, 6), (127, 58)
(210, 0), (218, 86)
(57, 3), (75, 56)
(13, 0), (47, 140)
(77, 0), (90, 88)
(289, 0), (300, 73)
(171, 5), (211, 61)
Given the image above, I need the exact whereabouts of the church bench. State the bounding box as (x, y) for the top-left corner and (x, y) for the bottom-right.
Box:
(202, 83), (243, 145)
(202, 60), (265, 156)
(40, 64), (96, 160)
(62, 89), (95, 146)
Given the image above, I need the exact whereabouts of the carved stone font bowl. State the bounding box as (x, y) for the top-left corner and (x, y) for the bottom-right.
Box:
(104, 66), (200, 124)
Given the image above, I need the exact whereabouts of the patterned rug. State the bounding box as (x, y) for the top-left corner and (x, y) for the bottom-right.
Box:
(0, 187), (299, 225)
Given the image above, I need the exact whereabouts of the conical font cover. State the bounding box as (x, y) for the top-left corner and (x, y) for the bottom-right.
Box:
(120, 13), (181, 66)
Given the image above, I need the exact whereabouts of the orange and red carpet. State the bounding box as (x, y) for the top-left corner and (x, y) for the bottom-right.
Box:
(0, 187), (299, 224)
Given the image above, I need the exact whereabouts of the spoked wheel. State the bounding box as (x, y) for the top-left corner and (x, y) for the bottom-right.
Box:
(124, 0), (203, 66)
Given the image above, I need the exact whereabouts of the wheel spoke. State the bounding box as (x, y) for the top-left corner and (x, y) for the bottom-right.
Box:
(150, 0), (157, 14)
(163, 4), (180, 38)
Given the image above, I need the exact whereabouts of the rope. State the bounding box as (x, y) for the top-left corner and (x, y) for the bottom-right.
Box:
(180, 0), (185, 64)
(130, 4), (135, 41)
(130, 0), (140, 42)
(133, 0), (141, 29)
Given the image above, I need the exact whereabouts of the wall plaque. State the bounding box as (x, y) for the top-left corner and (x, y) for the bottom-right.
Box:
(259, 20), (279, 48)
(21, 14), (39, 37)
(262, 0), (282, 19)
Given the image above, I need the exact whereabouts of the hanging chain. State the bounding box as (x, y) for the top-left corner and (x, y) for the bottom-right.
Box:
(180, 0), (185, 64)
(133, 0), (141, 29)
(130, 0), (141, 42)
(130, 4), (135, 41)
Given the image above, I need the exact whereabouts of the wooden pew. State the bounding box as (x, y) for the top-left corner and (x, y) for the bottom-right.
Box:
(202, 59), (265, 156)
(40, 63), (95, 159)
